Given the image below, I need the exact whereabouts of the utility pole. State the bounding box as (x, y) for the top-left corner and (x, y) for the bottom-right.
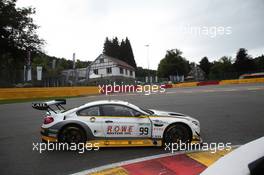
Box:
(72, 53), (76, 86)
(145, 44), (150, 84)
(24, 50), (31, 82)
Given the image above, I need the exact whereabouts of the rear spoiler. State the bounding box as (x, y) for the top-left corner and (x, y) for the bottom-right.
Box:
(32, 99), (66, 114)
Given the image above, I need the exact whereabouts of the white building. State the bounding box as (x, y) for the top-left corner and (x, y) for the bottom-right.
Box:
(89, 54), (135, 77)
(62, 54), (136, 85)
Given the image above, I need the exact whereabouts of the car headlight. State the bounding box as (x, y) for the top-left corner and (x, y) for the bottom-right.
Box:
(192, 120), (199, 126)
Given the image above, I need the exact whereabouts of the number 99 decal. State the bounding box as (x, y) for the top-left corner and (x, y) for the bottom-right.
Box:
(139, 127), (149, 135)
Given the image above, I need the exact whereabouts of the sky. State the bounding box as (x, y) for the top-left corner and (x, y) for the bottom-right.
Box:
(17, 0), (264, 69)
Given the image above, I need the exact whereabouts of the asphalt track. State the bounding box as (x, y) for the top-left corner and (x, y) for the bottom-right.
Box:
(0, 83), (264, 175)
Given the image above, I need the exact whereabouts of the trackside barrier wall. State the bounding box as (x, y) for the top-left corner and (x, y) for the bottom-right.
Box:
(0, 87), (99, 100)
(219, 78), (264, 85)
(172, 78), (264, 88)
(197, 81), (220, 86)
(0, 78), (264, 101)
(172, 82), (198, 88)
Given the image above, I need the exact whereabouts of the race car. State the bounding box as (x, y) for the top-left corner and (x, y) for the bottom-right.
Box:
(33, 99), (201, 147)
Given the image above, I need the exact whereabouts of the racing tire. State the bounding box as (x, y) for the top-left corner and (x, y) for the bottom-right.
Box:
(163, 124), (192, 148)
(58, 126), (87, 144)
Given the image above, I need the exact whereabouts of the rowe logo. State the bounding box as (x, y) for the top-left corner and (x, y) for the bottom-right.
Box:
(107, 125), (134, 135)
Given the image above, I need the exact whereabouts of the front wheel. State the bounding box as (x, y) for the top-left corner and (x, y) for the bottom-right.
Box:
(58, 126), (86, 144)
(163, 124), (192, 146)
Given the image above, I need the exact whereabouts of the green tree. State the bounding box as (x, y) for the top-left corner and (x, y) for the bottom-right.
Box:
(103, 37), (119, 58)
(120, 37), (136, 68)
(157, 49), (190, 78)
(254, 55), (264, 71)
(103, 37), (111, 56)
(102, 37), (137, 68)
(234, 48), (255, 73)
(209, 56), (234, 79)
(199, 57), (211, 78)
(111, 37), (120, 58)
(135, 67), (157, 77)
(0, 0), (43, 86)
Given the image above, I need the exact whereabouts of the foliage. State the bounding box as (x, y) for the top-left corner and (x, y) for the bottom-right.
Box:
(103, 37), (137, 68)
(254, 55), (264, 71)
(209, 56), (235, 80)
(234, 48), (256, 73)
(32, 53), (91, 77)
(135, 66), (157, 77)
(0, 0), (44, 86)
(199, 57), (212, 77)
(157, 49), (190, 78)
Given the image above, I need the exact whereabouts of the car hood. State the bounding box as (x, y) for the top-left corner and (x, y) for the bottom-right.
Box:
(149, 109), (194, 120)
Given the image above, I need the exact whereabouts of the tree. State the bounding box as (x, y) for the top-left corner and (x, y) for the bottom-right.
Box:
(125, 37), (136, 68)
(199, 57), (211, 78)
(234, 48), (255, 73)
(102, 37), (137, 68)
(157, 49), (190, 78)
(0, 0), (43, 86)
(103, 37), (119, 59)
(135, 66), (157, 77)
(254, 55), (264, 71)
(209, 56), (234, 79)
(111, 37), (120, 58)
(102, 37), (111, 56)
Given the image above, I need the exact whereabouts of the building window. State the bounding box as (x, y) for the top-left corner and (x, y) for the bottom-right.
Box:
(125, 69), (128, 75)
(119, 68), (124, 74)
(100, 59), (104, 63)
(130, 70), (133, 76)
(107, 67), (112, 74)
(93, 69), (98, 75)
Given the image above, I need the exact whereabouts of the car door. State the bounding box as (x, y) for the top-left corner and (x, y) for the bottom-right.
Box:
(76, 105), (105, 138)
(100, 104), (152, 139)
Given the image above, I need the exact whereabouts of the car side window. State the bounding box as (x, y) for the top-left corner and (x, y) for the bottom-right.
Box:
(78, 106), (100, 116)
(101, 105), (139, 117)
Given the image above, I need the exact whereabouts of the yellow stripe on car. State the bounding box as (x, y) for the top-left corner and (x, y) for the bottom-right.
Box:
(88, 139), (162, 147)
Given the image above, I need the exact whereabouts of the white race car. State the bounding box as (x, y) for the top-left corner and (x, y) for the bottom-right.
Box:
(33, 99), (201, 147)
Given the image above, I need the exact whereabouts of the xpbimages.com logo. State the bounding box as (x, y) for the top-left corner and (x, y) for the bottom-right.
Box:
(164, 141), (232, 153)
(98, 82), (166, 95)
(32, 141), (100, 154)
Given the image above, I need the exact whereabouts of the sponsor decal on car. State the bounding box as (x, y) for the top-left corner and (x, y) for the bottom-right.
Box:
(153, 127), (164, 131)
(107, 125), (134, 135)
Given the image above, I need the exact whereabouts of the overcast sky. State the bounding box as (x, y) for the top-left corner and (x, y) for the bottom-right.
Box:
(17, 0), (264, 69)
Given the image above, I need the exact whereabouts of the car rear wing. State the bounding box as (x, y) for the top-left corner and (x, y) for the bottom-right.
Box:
(32, 99), (66, 114)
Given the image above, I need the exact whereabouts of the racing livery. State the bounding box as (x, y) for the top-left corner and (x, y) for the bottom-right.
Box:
(33, 99), (201, 147)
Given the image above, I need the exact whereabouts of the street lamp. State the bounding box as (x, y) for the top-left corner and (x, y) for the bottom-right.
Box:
(145, 44), (150, 84)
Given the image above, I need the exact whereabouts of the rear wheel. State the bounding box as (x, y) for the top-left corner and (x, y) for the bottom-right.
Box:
(58, 126), (86, 144)
(163, 124), (192, 147)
